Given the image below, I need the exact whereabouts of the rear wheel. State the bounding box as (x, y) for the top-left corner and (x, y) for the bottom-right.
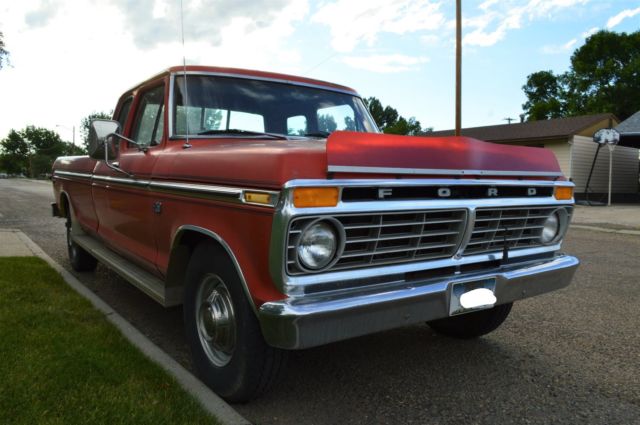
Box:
(65, 209), (97, 272)
(183, 242), (287, 403)
(427, 303), (513, 339)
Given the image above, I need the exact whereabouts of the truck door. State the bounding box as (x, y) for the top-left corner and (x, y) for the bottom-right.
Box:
(92, 81), (167, 275)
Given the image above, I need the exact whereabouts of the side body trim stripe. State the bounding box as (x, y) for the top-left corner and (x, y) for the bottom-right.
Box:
(53, 170), (279, 208)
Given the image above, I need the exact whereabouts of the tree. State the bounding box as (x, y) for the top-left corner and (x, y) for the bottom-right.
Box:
(0, 31), (8, 69)
(363, 97), (399, 130)
(522, 30), (640, 121)
(80, 111), (113, 150)
(363, 97), (431, 135)
(522, 71), (566, 120)
(318, 114), (337, 133)
(0, 126), (77, 177)
(0, 130), (29, 174)
(384, 117), (425, 136)
(568, 30), (640, 120)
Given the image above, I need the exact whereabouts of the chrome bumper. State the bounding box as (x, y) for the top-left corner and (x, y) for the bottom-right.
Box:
(258, 254), (579, 349)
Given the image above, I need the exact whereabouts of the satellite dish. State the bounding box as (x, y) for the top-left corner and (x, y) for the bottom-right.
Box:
(593, 128), (620, 145)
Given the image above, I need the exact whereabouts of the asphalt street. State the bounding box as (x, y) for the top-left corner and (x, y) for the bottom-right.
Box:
(1, 178), (638, 425)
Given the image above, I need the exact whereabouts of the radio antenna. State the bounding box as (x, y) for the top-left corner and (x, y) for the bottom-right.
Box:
(180, 0), (191, 149)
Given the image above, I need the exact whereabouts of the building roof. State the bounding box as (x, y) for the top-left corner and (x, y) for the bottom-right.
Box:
(616, 111), (640, 148)
(616, 110), (640, 134)
(430, 113), (617, 142)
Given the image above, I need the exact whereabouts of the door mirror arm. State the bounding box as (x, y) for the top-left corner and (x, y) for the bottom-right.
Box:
(103, 137), (133, 178)
(108, 133), (149, 153)
(103, 133), (148, 177)
(88, 119), (150, 178)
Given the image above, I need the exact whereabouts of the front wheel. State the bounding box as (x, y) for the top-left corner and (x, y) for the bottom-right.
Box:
(183, 242), (287, 403)
(427, 303), (513, 339)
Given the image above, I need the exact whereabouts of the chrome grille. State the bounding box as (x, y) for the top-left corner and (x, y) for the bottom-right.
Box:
(463, 206), (573, 256)
(287, 210), (467, 274)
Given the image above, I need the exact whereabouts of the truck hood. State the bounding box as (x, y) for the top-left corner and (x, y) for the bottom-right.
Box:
(161, 132), (563, 190)
(326, 131), (563, 179)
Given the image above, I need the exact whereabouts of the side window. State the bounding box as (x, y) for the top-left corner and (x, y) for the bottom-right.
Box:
(132, 85), (165, 147)
(317, 104), (356, 133)
(175, 107), (227, 133)
(287, 115), (307, 136)
(229, 111), (264, 132)
(175, 107), (264, 134)
(116, 97), (133, 133)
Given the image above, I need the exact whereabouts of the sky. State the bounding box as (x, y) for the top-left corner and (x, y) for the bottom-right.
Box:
(1, 0), (639, 144)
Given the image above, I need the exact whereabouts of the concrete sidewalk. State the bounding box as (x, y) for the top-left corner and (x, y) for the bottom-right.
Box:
(0, 229), (38, 256)
(0, 228), (250, 425)
(572, 204), (640, 231)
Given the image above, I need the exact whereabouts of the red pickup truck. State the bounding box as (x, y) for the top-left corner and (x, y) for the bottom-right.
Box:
(52, 66), (579, 402)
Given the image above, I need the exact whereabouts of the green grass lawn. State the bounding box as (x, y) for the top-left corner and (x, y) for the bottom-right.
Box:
(0, 257), (218, 424)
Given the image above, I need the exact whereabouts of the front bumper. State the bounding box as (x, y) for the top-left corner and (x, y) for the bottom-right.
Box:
(258, 254), (579, 349)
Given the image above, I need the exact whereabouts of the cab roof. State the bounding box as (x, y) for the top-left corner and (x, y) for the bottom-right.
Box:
(125, 65), (359, 97)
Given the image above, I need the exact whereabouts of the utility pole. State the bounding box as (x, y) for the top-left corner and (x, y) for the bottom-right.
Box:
(503, 117), (515, 124)
(56, 124), (76, 147)
(455, 0), (461, 136)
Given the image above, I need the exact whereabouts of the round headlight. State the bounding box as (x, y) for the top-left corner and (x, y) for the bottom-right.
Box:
(541, 212), (560, 244)
(297, 220), (340, 270)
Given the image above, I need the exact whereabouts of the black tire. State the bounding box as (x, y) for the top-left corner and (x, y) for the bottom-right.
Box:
(183, 242), (287, 403)
(65, 211), (98, 272)
(427, 302), (513, 339)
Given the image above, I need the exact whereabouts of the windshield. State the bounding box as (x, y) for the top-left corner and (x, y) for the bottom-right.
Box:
(172, 75), (379, 138)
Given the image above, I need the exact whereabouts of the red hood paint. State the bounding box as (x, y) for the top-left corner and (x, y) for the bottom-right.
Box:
(157, 139), (328, 189)
(326, 131), (563, 179)
(54, 133), (564, 190)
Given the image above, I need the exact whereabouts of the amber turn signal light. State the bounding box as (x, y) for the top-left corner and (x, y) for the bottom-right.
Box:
(293, 187), (339, 208)
(554, 186), (574, 200)
(244, 192), (274, 205)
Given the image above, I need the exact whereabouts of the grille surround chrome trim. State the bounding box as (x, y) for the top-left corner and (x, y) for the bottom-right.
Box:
(269, 178), (575, 296)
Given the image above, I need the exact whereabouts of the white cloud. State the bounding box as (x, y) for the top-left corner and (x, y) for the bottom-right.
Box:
(0, 0), (309, 139)
(420, 34), (440, 46)
(343, 54), (427, 73)
(542, 38), (577, 54)
(581, 26), (599, 38)
(463, 0), (590, 47)
(479, 0), (500, 11)
(110, 0), (294, 49)
(606, 6), (640, 29)
(24, 0), (60, 28)
(312, 0), (445, 53)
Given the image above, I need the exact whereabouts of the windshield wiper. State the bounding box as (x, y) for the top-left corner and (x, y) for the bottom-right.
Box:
(197, 129), (289, 140)
(303, 131), (331, 138)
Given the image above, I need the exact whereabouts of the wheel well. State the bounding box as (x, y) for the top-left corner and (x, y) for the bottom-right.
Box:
(59, 193), (70, 218)
(166, 228), (255, 312)
(166, 230), (210, 291)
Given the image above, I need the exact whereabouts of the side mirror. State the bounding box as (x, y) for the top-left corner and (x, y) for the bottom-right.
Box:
(88, 119), (120, 160)
(593, 128), (620, 145)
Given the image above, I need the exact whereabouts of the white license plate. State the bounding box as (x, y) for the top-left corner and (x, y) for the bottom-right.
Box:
(449, 278), (497, 316)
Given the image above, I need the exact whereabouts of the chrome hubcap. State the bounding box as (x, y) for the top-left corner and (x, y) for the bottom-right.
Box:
(196, 274), (236, 367)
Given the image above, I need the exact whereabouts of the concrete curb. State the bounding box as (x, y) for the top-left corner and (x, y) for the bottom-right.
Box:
(12, 230), (251, 425)
(571, 224), (640, 236)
